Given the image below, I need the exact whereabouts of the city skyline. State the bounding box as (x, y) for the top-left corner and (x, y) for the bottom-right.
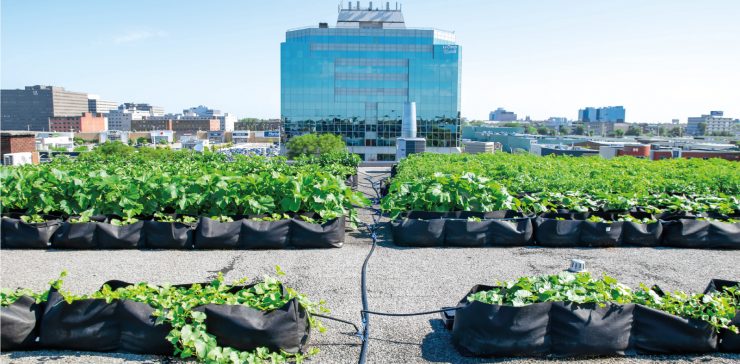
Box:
(2, 0), (739, 122)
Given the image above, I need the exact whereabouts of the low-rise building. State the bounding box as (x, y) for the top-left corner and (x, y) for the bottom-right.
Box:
(1, 131), (38, 165)
(489, 108), (517, 122)
(463, 141), (501, 154)
(687, 111), (737, 136)
(99, 130), (130, 144)
(49, 112), (106, 132)
(131, 117), (220, 133)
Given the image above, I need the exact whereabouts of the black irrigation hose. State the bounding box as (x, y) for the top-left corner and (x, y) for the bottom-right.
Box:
(358, 174), (383, 364)
(360, 306), (462, 317)
(312, 313), (361, 334)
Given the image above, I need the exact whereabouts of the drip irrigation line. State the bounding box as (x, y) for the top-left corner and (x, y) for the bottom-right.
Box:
(312, 313), (361, 334)
(360, 306), (462, 317)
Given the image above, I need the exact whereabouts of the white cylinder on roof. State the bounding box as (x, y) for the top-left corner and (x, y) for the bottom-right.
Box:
(402, 101), (417, 138)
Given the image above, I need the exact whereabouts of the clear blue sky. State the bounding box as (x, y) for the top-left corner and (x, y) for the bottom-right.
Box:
(2, 0), (739, 122)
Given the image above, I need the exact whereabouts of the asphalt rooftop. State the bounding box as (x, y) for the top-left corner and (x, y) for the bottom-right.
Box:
(1, 166), (739, 364)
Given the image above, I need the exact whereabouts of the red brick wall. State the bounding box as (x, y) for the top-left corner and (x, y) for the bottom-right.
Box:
(50, 113), (106, 133)
(682, 151), (740, 161)
(1, 135), (36, 155)
(618, 145), (650, 158)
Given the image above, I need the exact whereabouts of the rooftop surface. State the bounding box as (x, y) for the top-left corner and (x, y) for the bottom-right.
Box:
(1, 166), (739, 363)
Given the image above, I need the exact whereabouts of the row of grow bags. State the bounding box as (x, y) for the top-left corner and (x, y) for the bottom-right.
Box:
(0, 281), (310, 355)
(390, 212), (740, 249)
(0, 215), (345, 250)
(445, 279), (739, 357)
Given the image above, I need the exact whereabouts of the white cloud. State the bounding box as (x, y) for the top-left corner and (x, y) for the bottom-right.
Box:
(114, 30), (167, 44)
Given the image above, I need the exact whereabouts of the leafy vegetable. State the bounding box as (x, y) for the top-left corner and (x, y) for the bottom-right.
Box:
(468, 272), (739, 333)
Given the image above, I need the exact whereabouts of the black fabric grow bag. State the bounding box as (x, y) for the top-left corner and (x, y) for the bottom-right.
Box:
(488, 218), (533, 247)
(579, 221), (624, 247)
(444, 219), (490, 247)
(0, 295), (42, 350)
(622, 221), (663, 247)
(534, 218), (581, 247)
(39, 288), (120, 351)
(144, 220), (194, 249)
(290, 217), (345, 248)
(51, 222), (98, 249)
(116, 300), (173, 355)
(1, 217), (60, 249)
(662, 219), (740, 249)
(633, 304), (717, 354)
(391, 218), (445, 247)
(549, 302), (635, 356)
(241, 219), (291, 249)
(97, 220), (145, 249)
(704, 279), (740, 353)
(198, 298), (310, 354)
(194, 217), (242, 249)
(451, 285), (551, 357)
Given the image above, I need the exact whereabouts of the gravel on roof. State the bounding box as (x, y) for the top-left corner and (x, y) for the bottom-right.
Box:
(1, 166), (739, 364)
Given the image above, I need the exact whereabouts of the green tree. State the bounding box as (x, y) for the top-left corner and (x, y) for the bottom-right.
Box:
(536, 127), (550, 135)
(524, 126), (537, 134)
(658, 126), (667, 137)
(73, 137), (85, 145)
(614, 129), (625, 137)
(558, 126), (571, 135)
(573, 125), (585, 135)
(625, 125), (642, 136)
(698, 122), (707, 135)
(286, 133), (347, 158)
(668, 127), (683, 137)
(501, 122), (521, 127)
(136, 137), (148, 145)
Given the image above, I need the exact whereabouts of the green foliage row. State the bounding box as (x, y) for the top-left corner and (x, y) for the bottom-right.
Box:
(382, 153), (740, 216)
(0, 149), (368, 224)
(468, 272), (739, 333)
(1, 269), (324, 363)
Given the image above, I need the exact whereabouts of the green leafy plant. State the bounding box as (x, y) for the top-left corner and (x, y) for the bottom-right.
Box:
(468, 272), (739, 333)
(1, 269), (326, 363)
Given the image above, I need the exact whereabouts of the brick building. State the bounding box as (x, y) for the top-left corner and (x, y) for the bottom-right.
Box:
(1, 131), (39, 164)
(49, 112), (106, 132)
(131, 117), (220, 133)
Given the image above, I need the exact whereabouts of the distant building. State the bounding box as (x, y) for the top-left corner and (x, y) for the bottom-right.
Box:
(281, 2), (461, 161)
(489, 108), (517, 122)
(99, 130), (130, 144)
(1, 85), (89, 131)
(183, 105), (236, 131)
(578, 106), (625, 123)
(49, 112), (107, 133)
(687, 111), (737, 136)
(87, 95), (118, 115)
(107, 103), (163, 131)
(131, 117), (220, 133)
(545, 117), (571, 128)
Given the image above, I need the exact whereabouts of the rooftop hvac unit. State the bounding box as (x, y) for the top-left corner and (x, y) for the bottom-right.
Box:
(396, 137), (426, 161)
(3, 152), (33, 166)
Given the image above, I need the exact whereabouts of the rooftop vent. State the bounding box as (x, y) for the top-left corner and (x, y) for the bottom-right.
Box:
(319, 22), (328, 28)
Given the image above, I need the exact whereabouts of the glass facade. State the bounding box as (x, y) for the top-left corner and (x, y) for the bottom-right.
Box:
(281, 24), (461, 160)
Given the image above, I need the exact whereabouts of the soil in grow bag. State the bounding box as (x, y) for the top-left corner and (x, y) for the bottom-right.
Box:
(197, 298), (310, 354)
(1, 217), (60, 249)
(549, 302), (635, 356)
(39, 288), (120, 351)
(241, 219), (291, 249)
(51, 221), (98, 249)
(632, 304), (718, 354)
(451, 285), (551, 357)
(194, 217), (242, 249)
(704, 279), (740, 353)
(0, 296), (42, 350)
(488, 218), (534, 247)
(291, 216), (345, 248)
(622, 221), (662, 247)
(579, 221), (624, 247)
(662, 219), (740, 249)
(444, 219), (491, 247)
(539, 210), (591, 220)
(97, 220), (145, 249)
(144, 220), (194, 249)
(391, 218), (445, 247)
(534, 218), (582, 247)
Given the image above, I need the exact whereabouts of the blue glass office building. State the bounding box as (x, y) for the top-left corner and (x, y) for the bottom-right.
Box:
(281, 3), (461, 161)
